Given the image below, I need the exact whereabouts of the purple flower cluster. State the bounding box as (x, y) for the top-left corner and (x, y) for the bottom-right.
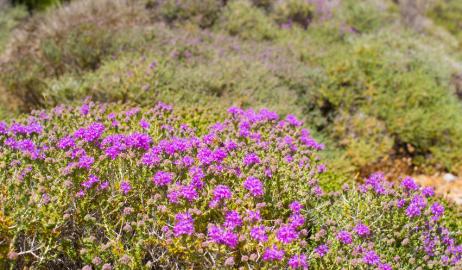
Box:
(263, 245), (285, 261)
(354, 223), (371, 237)
(337, 230), (353, 245)
(174, 212), (195, 236)
(243, 176), (264, 197)
(208, 224), (239, 248)
(1, 102), (461, 269)
(153, 171), (174, 186)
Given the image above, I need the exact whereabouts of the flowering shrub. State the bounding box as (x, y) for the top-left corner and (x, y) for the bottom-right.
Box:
(0, 102), (461, 269)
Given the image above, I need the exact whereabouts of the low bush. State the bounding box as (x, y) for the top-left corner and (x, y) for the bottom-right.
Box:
(272, 0), (314, 29)
(303, 29), (462, 173)
(217, 0), (280, 41)
(39, 23), (313, 117)
(148, 0), (224, 28)
(0, 5), (27, 52)
(0, 102), (460, 269)
(0, 0), (150, 111)
(428, 0), (462, 45)
(11, 0), (64, 11)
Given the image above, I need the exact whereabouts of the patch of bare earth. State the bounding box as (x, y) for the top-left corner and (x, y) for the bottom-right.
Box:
(414, 173), (462, 205)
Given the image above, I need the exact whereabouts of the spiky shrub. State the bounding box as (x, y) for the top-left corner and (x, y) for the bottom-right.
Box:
(0, 102), (461, 269)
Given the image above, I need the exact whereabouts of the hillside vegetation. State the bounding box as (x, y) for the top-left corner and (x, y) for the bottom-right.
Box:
(0, 0), (461, 269)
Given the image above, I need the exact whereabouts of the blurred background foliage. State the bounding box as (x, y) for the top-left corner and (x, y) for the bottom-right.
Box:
(1, 0), (462, 182)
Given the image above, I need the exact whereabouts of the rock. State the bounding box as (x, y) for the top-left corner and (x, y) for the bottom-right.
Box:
(443, 173), (457, 182)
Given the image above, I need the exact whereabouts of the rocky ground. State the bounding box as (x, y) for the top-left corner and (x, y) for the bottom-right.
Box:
(415, 173), (462, 205)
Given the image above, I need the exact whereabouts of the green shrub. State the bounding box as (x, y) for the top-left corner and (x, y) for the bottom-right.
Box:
(304, 29), (462, 172)
(149, 0), (224, 28)
(217, 0), (279, 41)
(0, 5), (27, 52)
(11, 0), (63, 11)
(273, 0), (314, 29)
(335, 0), (393, 34)
(0, 0), (151, 111)
(428, 0), (462, 44)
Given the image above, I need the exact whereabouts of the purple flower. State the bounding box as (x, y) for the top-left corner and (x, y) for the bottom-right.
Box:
(421, 186), (435, 197)
(396, 199), (406, 208)
(76, 190), (85, 198)
(80, 103), (90, 115)
(406, 203), (422, 218)
(285, 114), (302, 127)
(315, 244), (329, 257)
(365, 172), (386, 195)
(153, 171), (174, 186)
(0, 121), (7, 135)
(354, 223), (371, 237)
(289, 214), (305, 228)
(57, 136), (75, 149)
(139, 119), (150, 129)
(317, 164), (326, 173)
(189, 166), (205, 189)
(174, 212), (194, 237)
(289, 201), (303, 213)
(263, 245), (285, 261)
(142, 147), (161, 166)
(180, 185), (198, 202)
(99, 181), (109, 190)
(120, 181), (131, 194)
(82, 174), (99, 189)
(228, 106), (243, 116)
(431, 202), (444, 221)
(406, 195), (426, 218)
(337, 231), (353, 245)
(212, 148), (227, 163)
(401, 176), (418, 191)
(78, 155), (94, 169)
(74, 122), (105, 143)
(126, 133), (151, 150)
(224, 211), (242, 230)
(250, 225), (268, 243)
(207, 225), (238, 248)
(277, 225), (299, 244)
(379, 263), (393, 270)
(363, 250), (381, 265)
(288, 254), (308, 269)
(243, 176), (264, 197)
(224, 140), (238, 151)
(212, 185), (232, 201)
(246, 210), (262, 223)
(243, 153), (260, 166)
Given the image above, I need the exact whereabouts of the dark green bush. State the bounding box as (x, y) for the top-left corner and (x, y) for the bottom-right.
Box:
(11, 0), (64, 11)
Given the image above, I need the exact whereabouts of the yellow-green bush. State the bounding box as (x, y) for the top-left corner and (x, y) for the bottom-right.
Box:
(428, 0), (462, 45)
